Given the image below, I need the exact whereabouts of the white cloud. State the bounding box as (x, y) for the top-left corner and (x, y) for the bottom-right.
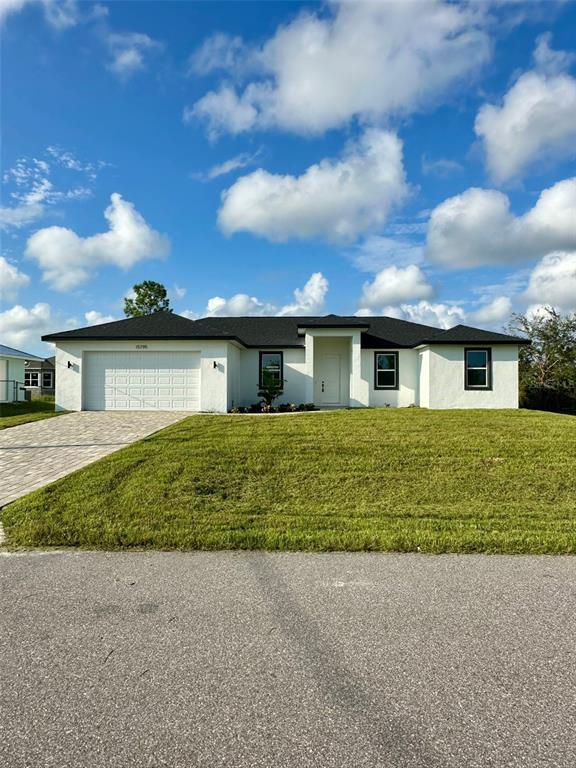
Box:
(0, 0), (78, 27)
(350, 235), (424, 272)
(0, 256), (30, 301)
(172, 285), (186, 300)
(42, 0), (78, 29)
(533, 32), (576, 76)
(358, 300), (466, 330)
(421, 155), (463, 177)
(426, 178), (576, 268)
(84, 310), (118, 326)
(0, 302), (52, 349)
(277, 272), (328, 316)
(105, 31), (162, 79)
(187, 32), (248, 76)
(359, 265), (433, 311)
(188, 0), (490, 137)
(0, 202), (45, 229)
(218, 129), (408, 243)
(475, 36), (576, 181)
(1, 150), (105, 230)
(470, 296), (513, 324)
(524, 251), (576, 312)
(25, 193), (170, 290)
(195, 150), (262, 182)
(204, 272), (328, 317)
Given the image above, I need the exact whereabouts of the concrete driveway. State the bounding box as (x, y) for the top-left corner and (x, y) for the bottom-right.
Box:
(0, 411), (189, 506)
(0, 551), (574, 768)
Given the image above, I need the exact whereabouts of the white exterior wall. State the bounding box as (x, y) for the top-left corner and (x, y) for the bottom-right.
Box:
(238, 347), (306, 406)
(54, 340), (232, 413)
(226, 343), (241, 411)
(358, 348), (419, 408)
(0, 357), (26, 402)
(418, 348), (430, 408)
(426, 345), (519, 409)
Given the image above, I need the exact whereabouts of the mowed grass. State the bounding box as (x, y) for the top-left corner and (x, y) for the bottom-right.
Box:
(0, 397), (64, 430)
(3, 409), (576, 553)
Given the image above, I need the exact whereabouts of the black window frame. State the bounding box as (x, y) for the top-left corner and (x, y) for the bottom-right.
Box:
(374, 351), (399, 390)
(25, 371), (39, 387)
(464, 347), (492, 390)
(42, 371), (53, 388)
(259, 351), (284, 388)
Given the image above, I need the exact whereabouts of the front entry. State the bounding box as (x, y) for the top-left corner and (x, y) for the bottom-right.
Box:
(318, 353), (342, 404)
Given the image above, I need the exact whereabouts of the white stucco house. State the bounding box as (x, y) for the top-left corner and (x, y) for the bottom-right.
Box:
(42, 312), (529, 413)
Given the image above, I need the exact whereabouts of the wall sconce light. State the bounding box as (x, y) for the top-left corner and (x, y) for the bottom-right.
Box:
(213, 361), (218, 369)
(67, 361), (73, 369)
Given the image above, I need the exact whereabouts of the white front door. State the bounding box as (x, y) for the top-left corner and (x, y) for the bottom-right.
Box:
(318, 354), (341, 404)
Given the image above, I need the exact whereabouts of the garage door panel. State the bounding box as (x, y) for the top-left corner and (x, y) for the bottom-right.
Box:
(84, 352), (200, 411)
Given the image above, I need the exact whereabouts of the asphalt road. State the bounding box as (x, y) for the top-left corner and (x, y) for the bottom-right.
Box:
(1, 551), (574, 768)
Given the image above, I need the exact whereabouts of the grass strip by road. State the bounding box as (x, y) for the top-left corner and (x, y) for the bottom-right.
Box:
(3, 408), (575, 553)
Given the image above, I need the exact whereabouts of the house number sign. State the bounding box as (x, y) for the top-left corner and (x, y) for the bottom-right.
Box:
(136, 344), (148, 349)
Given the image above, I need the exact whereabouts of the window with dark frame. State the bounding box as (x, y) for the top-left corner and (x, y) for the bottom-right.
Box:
(374, 351), (399, 389)
(464, 348), (492, 390)
(25, 372), (39, 387)
(42, 371), (53, 388)
(259, 351), (283, 387)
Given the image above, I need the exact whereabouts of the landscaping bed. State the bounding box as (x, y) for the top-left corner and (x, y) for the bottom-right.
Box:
(3, 408), (575, 553)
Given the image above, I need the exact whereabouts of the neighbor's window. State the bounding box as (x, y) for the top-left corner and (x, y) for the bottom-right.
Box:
(259, 352), (283, 387)
(465, 348), (492, 389)
(42, 372), (53, 388)
(374, 351), (399, 389)
(25, 372), (39, 387)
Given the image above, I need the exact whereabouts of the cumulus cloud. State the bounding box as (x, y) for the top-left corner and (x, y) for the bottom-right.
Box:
(84, 310), (118, 326)
(105, 32), (163, 79)
(359, 265), (433, 311)
(218, 129), (408, 243)
(188, 0), (490, 137)
(469, 296), (513, 325)
(475, 35), (576, 182)
(524, 251), (576, 312)
(358, 300), (466, 330)
(426, 178), (576, 268)
(0, 256), (30, 301)
(0, 302), (52, 349)
(187, 32), (248, 76)
(204, 272), (328, 317)
(25, 193), (170, 290)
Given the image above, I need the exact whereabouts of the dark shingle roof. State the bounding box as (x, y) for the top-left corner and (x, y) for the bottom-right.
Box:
(42, 311), (529, 347)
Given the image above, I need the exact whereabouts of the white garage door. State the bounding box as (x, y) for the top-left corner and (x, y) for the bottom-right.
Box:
(83, 351), (200, 411)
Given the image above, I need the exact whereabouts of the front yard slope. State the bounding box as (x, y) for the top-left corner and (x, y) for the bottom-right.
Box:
(3, 409), (575, 553)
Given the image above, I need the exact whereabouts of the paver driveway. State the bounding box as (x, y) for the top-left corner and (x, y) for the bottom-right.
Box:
(0, 411), (189, 507)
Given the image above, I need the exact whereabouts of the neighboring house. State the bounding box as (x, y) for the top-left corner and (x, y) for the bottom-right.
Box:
(42, 312), (529, 413)
(24, 356), (56, 397)
(0, 345), (42, 403)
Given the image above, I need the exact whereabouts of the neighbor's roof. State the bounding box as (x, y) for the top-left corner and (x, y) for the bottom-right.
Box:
(42, 312), (529, 348)
(0, 344), (43, 360)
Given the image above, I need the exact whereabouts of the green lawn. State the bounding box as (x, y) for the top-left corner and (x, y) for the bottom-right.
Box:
(3, 409), (575, 553)
(0, 397), (65, 430)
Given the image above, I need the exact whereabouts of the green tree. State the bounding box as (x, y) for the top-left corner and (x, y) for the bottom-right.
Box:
(124, 281), (172, 317)
(507, 308), (576, 413)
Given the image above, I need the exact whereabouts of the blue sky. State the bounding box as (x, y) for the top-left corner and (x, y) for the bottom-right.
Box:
(1, 0), (575, 354)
